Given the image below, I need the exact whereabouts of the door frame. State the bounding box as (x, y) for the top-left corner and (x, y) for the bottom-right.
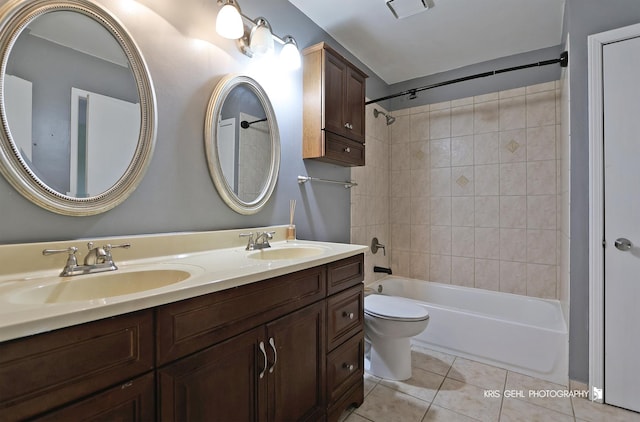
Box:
(588, 22), (640, 404)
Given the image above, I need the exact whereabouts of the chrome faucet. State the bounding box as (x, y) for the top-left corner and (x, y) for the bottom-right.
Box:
(239, 231), (275, 251)
(43, 242), (131, 277)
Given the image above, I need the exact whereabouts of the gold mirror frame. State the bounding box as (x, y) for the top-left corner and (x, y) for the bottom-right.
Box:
(204, 74), (280, 215)
(0, 0), (156, 215)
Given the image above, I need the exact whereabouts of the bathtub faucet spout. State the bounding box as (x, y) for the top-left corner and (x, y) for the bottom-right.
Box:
(374, 266), (393, 275)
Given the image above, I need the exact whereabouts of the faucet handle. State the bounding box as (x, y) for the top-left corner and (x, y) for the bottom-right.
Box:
(43, 246), (78, 265)
(42, 246), (78, 256)
(264, 231), (275, 239)
(43, 247), (79, 275)
(239, 232), (255, 250)
(105, 243), (131, 252)
(104, 243), (131, 260)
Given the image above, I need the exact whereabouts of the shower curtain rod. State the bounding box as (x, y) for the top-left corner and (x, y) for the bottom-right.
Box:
(365, 51), (568, 105)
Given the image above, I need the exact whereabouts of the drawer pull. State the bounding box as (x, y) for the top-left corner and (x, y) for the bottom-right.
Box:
(343, 363), (355, 372)
(259, 341), (268, 379)
(268, 337), (278, 373)
(344, 147), (351, 153)
(343, 311), (354, 320)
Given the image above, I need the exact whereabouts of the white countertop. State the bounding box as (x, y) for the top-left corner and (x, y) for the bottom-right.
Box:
(0, 226), (367, 342)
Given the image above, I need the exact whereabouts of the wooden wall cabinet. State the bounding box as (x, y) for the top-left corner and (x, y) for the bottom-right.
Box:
(303, 42), (368, 166)
(0, 254), (364, 421)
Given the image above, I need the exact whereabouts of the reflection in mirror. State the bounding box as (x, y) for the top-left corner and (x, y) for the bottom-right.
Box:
(205, 75), (280, 215)
(5, 11), (139, 197)
(218, 84), (270, 202)
(0, 0), (156, 215)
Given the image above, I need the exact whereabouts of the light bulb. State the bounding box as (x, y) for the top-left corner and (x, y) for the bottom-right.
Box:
(249, 19), (274, 57)
(280, 36), (301, 70)
(216, 2), (243, 39)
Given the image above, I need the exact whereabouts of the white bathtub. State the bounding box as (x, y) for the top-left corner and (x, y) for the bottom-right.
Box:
(369, 276), (568, 385)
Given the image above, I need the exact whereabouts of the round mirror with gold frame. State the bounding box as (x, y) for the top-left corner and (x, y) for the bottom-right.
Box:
(205, 74), (280, 215)
(0, 0), (156, 215)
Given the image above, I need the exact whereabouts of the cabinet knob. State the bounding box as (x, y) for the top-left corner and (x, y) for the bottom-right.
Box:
(344, 122), (353, 130)
(344, 147), (351, 153)
(343, 311), (354, 320)
(343, 363), (355, 371)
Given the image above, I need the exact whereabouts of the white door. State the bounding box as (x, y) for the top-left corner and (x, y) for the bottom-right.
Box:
(4, 75), (32, 161)
(85, 92), (140, 196)
(603, 34), (640, 413)
(217, 117), (236, 191)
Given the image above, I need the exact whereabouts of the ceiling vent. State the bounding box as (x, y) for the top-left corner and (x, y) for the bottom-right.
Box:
(386, 0), (435, 19)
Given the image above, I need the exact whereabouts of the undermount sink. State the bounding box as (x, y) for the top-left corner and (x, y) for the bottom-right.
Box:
(247, 246), (325, 260)
(9, 269), (192, 304)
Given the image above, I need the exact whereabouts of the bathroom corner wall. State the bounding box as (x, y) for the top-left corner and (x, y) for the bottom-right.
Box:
(558, 46), (571, 319)
(389, 81), (563, 300)
(350, 103), (390, 285)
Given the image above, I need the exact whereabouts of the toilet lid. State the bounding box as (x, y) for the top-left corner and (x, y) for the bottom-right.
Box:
(364, 295), (429, 322)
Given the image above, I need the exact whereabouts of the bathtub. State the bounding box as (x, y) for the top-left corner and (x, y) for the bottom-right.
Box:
(369, 276), (568, 385)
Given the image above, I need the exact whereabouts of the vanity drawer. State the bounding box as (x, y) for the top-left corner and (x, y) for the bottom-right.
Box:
(326, 333), (364, 404)
(327, 284), (363, 351)
(0, 310), (154, 421)
(156, 265), (326, 365)
(35, 372), (155, 422)
(327, 253), (364, 295)
(324, 132), (365, 166)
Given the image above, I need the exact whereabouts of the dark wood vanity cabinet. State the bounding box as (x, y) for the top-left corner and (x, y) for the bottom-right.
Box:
(303, 42), (368, 166)
(0, 310), (155, 421)
(0, 254), (364, 422)
(157, 301), (326, 422)
(324, 254), (365, 422)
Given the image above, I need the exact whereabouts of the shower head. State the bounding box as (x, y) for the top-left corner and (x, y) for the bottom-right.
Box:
(373, 108), (396, 125)
(386, 114), (396, 125)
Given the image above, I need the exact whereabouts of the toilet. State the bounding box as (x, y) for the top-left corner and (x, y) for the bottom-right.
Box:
(364, 294), (430, 381)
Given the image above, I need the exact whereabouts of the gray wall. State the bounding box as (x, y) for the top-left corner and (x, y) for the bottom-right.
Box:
(7, 33), (138, 193)
(0, 0), (388, 244)
(563, 0), (640, 383)
(385, 45), (564, 111)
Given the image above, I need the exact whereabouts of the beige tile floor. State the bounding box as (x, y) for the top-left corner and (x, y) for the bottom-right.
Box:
(340, 346), (640, 422)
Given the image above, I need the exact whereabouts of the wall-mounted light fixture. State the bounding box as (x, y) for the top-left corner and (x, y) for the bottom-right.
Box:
(215, 0), (301, 70)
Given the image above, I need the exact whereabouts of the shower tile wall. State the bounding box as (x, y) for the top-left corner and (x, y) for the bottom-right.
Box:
(389, 81), (563, 299)
(350, 103), (391, 285)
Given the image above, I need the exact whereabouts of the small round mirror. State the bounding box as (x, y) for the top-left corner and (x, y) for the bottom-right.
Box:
(0, 0), (156, 215)
(205, 74), (280, 214)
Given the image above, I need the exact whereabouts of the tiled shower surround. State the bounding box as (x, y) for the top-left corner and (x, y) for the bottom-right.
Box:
(353, 80), (568, 300)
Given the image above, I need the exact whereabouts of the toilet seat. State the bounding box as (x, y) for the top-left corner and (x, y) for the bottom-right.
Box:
(364, 295), (429, 322)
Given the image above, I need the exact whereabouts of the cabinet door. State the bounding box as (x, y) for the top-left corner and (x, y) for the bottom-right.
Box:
(158, 327), (267, 422)
(323, 50), (347, 137)
(35, 373), (155, 422)
(345, 66), (366, 143)
(0, 310), (154, 420)
(266, 302), (326, 422)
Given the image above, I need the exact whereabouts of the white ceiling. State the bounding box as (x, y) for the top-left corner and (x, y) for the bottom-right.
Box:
(27, 11), (129, 68)
(289, 0), (566, 85)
